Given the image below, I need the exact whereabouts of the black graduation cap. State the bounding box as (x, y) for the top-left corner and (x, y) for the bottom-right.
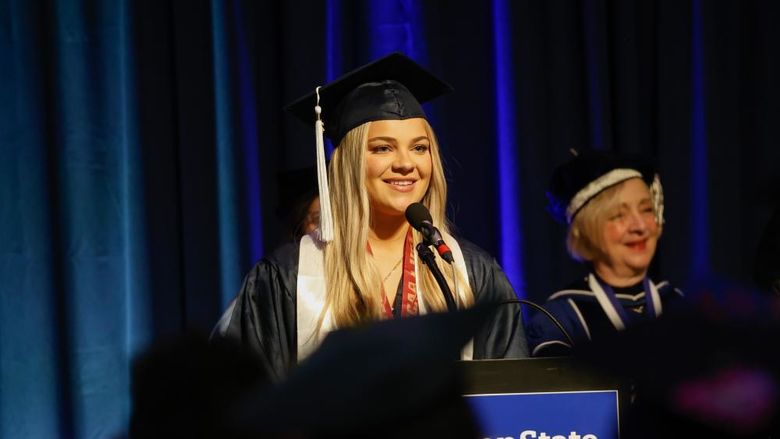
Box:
(286, 52), (453, 147)
(285, 53), (453, 243)
(547, 149), (661, 224)
(224, 303), (496, 437)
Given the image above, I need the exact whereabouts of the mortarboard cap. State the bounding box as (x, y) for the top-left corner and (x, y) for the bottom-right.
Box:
(287, 52), (454, 147)
(285, 53), (453, 243)
(547, 149), (662, 224)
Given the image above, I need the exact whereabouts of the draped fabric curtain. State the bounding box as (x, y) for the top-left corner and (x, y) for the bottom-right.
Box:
(1, 0), (778, 437)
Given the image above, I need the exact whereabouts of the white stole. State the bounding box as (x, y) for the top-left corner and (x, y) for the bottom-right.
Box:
(296, 232), (473, 362)
(587, 273), (663, 331)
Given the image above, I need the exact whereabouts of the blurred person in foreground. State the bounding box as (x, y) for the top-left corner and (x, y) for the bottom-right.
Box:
(577, 276), (780, 438)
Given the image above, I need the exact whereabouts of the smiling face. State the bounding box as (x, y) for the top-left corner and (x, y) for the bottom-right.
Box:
(593, 178), (660, 281)
(364, 118), (432, 218)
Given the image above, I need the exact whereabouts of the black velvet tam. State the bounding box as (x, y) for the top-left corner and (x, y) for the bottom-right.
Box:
(547, 150), (656, 223)
(286, 52), (453, 147)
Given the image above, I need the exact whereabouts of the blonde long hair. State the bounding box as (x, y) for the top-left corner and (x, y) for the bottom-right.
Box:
(321, 120), (474, 329)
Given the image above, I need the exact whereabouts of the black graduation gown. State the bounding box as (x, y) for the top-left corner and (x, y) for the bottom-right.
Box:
(213, 238), (529, 381)
(526, 274), (685, 357)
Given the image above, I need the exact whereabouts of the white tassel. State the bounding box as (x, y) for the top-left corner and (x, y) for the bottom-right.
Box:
(651, 173), (665, 227)
(314, 87), (334, 242)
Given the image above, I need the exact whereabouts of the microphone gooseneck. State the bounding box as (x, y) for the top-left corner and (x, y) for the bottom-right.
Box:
(501, 299), (575, 348)
(416, 242), (458, 313)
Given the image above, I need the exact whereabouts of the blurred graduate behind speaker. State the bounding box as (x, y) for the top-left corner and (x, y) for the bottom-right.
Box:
(275, 165), (321, 244)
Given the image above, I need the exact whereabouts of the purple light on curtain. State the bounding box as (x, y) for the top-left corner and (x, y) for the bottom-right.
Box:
(325, 0), (342, 82)
(582, 0), (606, 150)
(690, 0), (710, 277)
(232, 0), (263, 265)
(366, 0), (424, 61)
(366, 1), (439, 127)
(492, 0), (525, 296)
(324, 0), (342, 153)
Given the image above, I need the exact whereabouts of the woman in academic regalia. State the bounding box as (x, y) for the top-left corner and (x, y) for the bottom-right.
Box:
(213, 53), (528, 381)
(526, 150), (685, 357)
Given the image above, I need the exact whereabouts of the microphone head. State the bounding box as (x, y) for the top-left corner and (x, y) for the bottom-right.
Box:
(405, 202), (433, 231)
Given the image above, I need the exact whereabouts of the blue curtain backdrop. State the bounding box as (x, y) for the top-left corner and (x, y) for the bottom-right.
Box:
(1, 0), (779, 437)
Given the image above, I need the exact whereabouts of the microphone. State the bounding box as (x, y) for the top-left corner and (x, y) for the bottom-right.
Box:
(405, 203), (454, 263)
(405, 202), (458, 312)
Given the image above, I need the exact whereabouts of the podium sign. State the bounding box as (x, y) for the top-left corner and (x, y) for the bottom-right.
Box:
(466, 390), (618, 439)
(459, 358), (626, 439)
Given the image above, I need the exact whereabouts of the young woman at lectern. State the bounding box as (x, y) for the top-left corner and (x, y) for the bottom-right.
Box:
(213, 53), (528, 380)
